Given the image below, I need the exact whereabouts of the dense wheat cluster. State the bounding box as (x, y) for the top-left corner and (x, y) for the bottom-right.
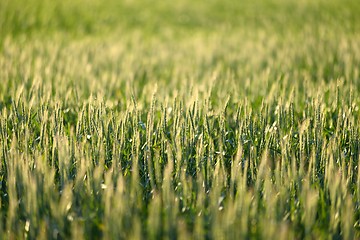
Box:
(1, 0), (360, 239)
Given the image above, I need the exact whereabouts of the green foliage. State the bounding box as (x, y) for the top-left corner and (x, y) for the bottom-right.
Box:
(0, 0), (360, 239)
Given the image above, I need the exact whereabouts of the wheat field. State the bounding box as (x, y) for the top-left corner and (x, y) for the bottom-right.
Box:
(0, 0), (360, 239)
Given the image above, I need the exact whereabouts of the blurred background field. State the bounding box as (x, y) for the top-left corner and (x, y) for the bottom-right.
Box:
(1, 0), (360, 106)
(1, 0), (360, 36)
(0, 0), (360, 239)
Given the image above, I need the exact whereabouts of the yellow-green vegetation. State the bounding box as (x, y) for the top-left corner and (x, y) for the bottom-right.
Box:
(1, 0), (360, 239)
